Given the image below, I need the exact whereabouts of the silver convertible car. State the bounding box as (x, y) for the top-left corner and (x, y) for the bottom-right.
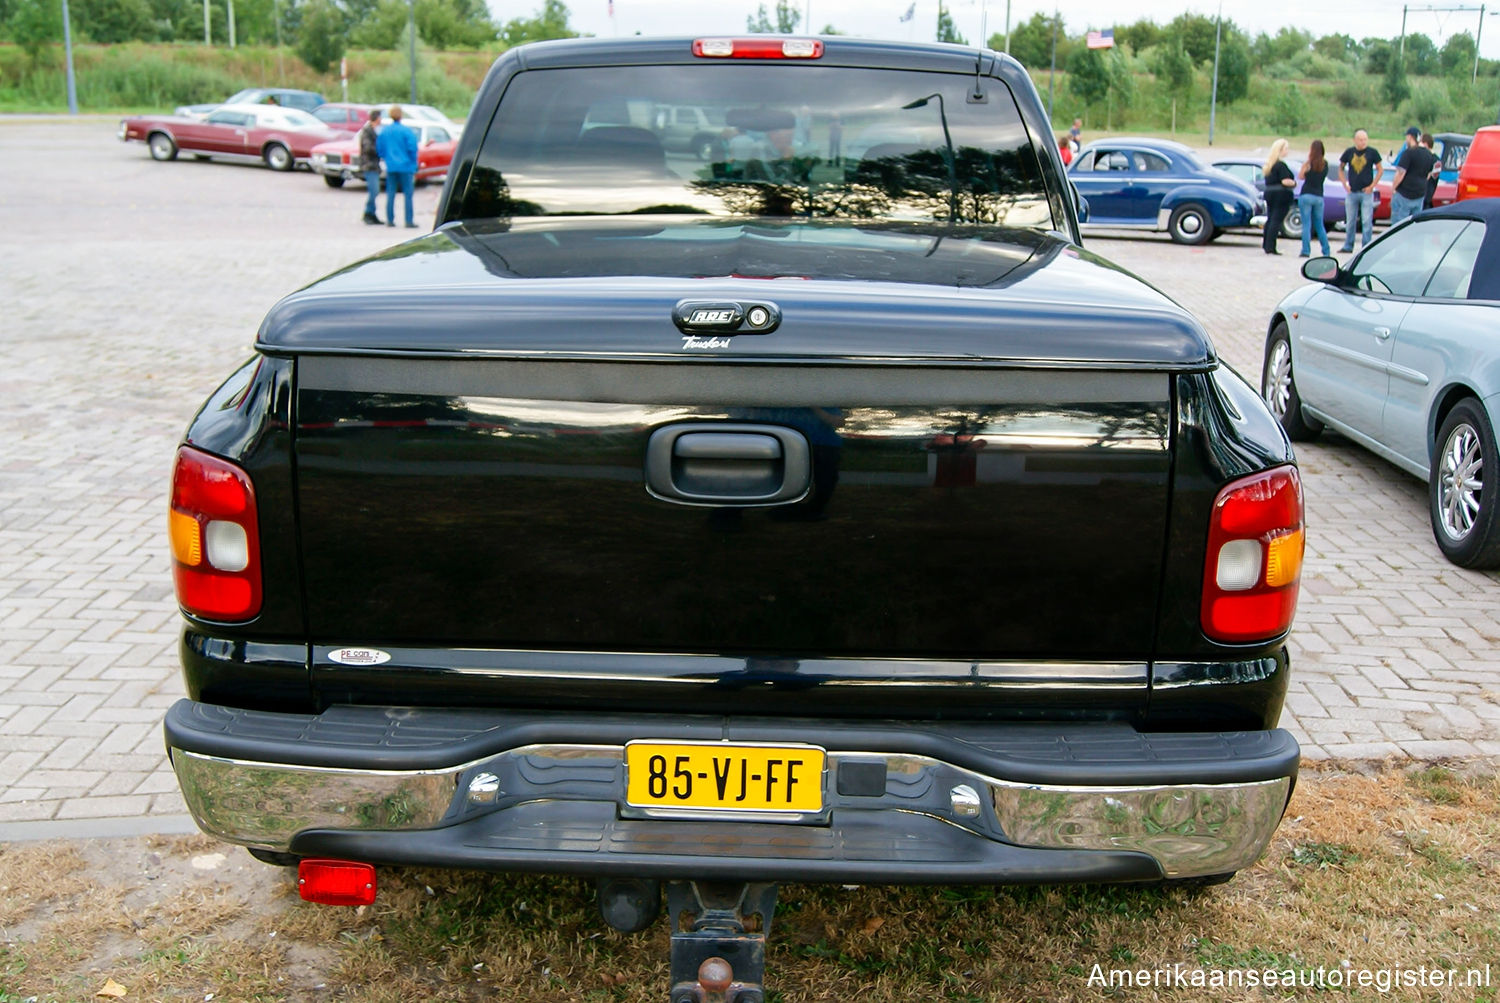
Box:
(1261, 199), (1500, 568)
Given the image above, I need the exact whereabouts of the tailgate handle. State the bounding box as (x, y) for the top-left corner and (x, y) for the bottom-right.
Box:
(646, 424), (811, 505)
(675, 433), (781, 461)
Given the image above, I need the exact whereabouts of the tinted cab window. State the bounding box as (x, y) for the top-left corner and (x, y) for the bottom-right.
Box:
(463, 64), (1053, 228)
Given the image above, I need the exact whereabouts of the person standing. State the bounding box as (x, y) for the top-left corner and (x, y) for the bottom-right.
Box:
(1069, 117), (1082, 155)
(1296, 139), (1331, 258)
(1389, 126), (1437, 224)
(376, 105), (420, 229)
(1337, 129), (1382, 252)
(1422, 132), (1440, 209)
(357, 107), (382, 226)
(1261, 138), (1296, 255)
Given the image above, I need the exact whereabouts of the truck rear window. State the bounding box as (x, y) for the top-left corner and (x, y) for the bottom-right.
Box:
(459, 65), (1052, 229)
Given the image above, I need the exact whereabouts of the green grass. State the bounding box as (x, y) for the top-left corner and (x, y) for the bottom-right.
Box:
(1290, 840), (1358, 870)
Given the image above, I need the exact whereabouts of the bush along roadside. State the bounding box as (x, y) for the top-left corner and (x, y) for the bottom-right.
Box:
(0, 41), (495, 116)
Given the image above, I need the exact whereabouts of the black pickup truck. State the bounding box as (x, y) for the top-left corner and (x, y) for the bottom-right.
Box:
(164, 35), (1304, 999)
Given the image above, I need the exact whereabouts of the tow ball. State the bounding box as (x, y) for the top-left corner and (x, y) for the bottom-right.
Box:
(597, 878), (777, 1002)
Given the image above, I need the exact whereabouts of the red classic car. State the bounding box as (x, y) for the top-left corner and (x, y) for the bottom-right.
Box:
(118, 103), (340, 172)
(310, 102), (381, 134)
(308, 123), (458, 188)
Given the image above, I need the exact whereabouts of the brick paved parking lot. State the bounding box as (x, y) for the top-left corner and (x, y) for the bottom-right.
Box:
(1, 120), (1496, 834)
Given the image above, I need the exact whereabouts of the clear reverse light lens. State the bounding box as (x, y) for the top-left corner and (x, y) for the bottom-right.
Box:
(204, 520), (250, 572)
(1215, 539), (1262, 591)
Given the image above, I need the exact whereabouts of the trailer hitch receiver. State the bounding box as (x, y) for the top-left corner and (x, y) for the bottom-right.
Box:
(667, 881), (777, 1003)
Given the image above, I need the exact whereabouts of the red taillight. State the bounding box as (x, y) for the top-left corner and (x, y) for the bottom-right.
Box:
(692, 38), (824, 59)
(298, 859), (377, 906)
(1201, 466), (1304, 643)
(170, 445), (262, 622)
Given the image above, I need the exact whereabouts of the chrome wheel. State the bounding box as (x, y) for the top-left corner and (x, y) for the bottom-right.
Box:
(148, 132), (176, 161)
(1260, 325), (1321, 441)
(1265, 339), (1293, 420)
(264, 143), (292, 171)
(1281, 207), (1303, 239)
(1168, 204), (1213, 245)
(1436, 422), (1483, 541)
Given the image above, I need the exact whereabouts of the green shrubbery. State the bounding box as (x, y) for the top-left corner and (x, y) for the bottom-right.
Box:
(0, 40), (490, 114)
(352, 60), (474, 114)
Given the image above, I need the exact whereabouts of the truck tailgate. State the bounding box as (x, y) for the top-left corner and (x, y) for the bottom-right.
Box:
(294, 356), (1172, 661)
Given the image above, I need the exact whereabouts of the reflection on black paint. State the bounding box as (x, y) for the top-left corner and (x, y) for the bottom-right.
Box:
(295, 388), (1173, 660)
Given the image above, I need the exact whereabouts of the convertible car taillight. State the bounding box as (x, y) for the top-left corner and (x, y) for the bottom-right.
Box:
(1201, 466), (1304, 643)
(169, 445), (262, 622)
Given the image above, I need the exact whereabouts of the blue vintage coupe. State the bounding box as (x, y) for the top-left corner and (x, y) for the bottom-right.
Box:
(1069, 137), (1264, 244)
(1262, 199), (1500, 567)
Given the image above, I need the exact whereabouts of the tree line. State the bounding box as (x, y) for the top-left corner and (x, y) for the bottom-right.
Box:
(999, 12), (1497, 127)
(0, 0), (577, 72)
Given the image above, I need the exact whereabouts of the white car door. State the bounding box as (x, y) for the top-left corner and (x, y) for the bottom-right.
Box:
(1383, 220), (1489, 470)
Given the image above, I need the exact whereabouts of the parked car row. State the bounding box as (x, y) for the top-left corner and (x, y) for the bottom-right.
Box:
(119, 95), (463, 183)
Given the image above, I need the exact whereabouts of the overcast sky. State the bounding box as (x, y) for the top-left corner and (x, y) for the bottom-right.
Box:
(484, 0), (1500, 60)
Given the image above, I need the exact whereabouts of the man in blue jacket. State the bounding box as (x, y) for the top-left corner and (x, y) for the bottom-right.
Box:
(375, 105), (420, 228)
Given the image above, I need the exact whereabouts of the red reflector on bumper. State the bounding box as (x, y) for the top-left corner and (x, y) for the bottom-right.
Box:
(298, 859), (377, 906)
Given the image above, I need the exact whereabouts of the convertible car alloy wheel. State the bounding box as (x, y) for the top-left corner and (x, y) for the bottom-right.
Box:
(1264, 340), (1293, 420)
(1437, 421), (1483, 541)
(1430, 399), (1500, 568)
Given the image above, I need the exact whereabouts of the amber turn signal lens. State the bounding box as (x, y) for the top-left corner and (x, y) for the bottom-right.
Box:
(169, 510), (202, 567)
(1265, 528), (1304, 589)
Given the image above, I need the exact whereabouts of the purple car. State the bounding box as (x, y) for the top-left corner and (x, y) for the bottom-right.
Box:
(1212, 157), (1378, 239)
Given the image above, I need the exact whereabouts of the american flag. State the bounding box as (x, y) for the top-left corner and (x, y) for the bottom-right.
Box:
(1086, 29), (1114, 49)
(898, 2), (915, 21)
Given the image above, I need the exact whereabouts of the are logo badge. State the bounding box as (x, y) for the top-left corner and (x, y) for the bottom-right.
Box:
(672, 299), (781, 340)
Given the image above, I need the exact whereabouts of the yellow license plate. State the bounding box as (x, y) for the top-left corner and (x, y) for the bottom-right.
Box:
(625, 742), (825, 813)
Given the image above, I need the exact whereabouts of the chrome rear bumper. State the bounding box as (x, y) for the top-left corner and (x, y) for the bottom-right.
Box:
(167, 701), (1297, 883)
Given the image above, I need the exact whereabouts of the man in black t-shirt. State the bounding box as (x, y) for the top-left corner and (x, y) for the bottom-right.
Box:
(1338, 129), (1383, 252)
(1390, 126), (1438, 224)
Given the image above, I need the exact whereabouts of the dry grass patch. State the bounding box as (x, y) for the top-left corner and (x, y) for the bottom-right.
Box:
(1, 766), (1497, 1002)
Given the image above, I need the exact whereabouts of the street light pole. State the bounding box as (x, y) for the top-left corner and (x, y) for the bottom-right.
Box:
(1047, 9), (1056, 122)
(61, 0), (77, 114)
(203, 0), (210, 44)
(228, 0), (235, 47)
(1474, 4), (1485, 83)
(901, 93), (957, 222)
(1208, 0), (1222, 145)
(408, 0), (417, 102)
(274, 0), (284, 81)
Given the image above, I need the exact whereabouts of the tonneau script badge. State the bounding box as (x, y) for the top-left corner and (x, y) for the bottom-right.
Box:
(672, 299), (781, 349)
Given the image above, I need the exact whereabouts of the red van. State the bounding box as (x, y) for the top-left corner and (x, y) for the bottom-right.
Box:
(1456, 125), (1500, 200)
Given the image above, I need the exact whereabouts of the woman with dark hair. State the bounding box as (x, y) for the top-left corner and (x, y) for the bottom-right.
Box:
(1262, 138), (1296, 255)
(1296, 139), (1331, 258)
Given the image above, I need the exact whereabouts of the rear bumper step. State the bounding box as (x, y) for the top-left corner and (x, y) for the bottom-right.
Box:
(165, 699), (1298, 883)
